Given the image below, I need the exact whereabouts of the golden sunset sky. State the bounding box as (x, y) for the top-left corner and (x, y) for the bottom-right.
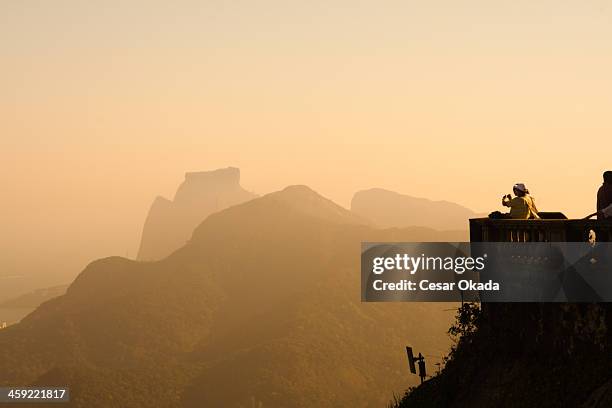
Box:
(1, 1), (611, 286)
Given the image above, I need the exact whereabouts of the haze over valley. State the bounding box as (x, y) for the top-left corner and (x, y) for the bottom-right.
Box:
(0, 179), (466, 407)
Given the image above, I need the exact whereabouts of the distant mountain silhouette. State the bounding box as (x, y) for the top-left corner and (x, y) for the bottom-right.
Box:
(351, 188), (483, 231)
(0, 185), (466, 408)
(0, 284), (67, 310)
(0, 284), (68, 326)
(137, 167), (257, 260)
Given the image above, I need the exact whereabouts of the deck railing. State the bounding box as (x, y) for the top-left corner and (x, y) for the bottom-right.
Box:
(469, 218), (612, 243)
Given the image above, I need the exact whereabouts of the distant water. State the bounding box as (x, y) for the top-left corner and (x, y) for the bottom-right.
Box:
(0, 307), (34, 326)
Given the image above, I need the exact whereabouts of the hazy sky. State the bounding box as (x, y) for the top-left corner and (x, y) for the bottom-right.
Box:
(1, 1), (611, 290)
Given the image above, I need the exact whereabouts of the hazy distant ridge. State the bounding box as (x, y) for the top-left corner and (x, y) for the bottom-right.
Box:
(0, 184), (465, 407)
(0, 285), (67, 309)
(351, 188), (483, 231)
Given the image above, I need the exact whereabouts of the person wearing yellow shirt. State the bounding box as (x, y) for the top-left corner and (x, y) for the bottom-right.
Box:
(502, 183), (540, 219)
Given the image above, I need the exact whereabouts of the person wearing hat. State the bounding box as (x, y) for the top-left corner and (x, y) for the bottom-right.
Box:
(502, 183), (540, 219)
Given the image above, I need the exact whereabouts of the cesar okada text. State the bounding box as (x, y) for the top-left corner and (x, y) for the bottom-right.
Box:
(370, 253), (500, 291)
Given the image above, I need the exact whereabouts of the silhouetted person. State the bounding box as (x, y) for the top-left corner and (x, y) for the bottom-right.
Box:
(417, 353), (426, 384)
(502, 183), (540, 219)
(597, 171), (612, 220)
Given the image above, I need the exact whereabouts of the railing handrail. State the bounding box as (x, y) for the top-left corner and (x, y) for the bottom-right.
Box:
(469, 217), (612, 242)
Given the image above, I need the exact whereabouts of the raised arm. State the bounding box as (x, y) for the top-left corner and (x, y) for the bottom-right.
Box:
(501, 194), (511, 207)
